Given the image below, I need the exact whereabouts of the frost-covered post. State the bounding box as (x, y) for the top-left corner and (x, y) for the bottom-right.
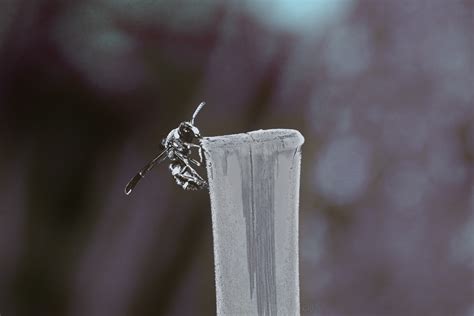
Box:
(202, 129), (304, 316)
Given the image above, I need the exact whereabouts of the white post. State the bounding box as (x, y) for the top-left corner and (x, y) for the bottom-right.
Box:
(202, 129), (304, 316)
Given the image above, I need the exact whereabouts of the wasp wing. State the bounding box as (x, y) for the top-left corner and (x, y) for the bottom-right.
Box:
(125, 149), (168, 195)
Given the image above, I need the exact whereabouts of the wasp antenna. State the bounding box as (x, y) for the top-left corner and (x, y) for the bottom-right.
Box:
(191, 101), (206, 125)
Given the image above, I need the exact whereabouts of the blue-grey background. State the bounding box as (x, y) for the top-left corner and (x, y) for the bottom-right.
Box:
(0, 0), (473, 315)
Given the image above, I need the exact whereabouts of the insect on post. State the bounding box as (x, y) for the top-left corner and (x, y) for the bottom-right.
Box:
(124, 103), (304, 315)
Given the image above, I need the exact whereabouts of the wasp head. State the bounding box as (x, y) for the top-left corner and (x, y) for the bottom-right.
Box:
(178, 122), (201, 142)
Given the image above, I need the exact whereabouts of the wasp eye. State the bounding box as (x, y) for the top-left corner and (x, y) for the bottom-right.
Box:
(179, 124), (195, 142)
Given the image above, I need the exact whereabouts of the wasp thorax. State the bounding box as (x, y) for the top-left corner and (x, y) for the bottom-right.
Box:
(178, 122), (200, 142)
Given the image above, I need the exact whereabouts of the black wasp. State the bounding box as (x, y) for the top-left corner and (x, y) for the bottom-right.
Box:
(125, 102), (208, 195)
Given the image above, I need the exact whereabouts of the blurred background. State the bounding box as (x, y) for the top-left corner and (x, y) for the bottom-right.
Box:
(0, 0), (473, 315)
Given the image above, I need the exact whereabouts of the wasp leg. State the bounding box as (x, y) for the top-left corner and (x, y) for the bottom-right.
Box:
(174, 152), (206, 183)
(189, 157), (201, 166)
(184, 142), (204, 165)
(169, 162), (206, 190)
(174, 151), (197, 170)
(198, 146), (203, 164)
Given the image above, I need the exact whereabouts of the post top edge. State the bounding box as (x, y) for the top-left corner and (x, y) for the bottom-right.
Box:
(201, 129), (304, 150)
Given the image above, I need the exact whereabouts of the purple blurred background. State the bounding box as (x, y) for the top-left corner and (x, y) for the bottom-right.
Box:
(0, 0), (473, 315)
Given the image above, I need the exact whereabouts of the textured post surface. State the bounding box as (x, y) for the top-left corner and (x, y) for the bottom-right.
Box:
(202, 129), (304, 316)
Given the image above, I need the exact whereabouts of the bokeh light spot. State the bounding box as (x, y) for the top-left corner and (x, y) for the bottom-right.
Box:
(245, 0), (354, 34)
(314, 135), (372, 205)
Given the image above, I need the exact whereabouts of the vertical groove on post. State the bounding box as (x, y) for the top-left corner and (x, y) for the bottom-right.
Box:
(202, 129), (304, 316)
